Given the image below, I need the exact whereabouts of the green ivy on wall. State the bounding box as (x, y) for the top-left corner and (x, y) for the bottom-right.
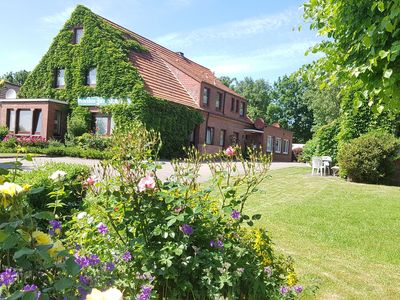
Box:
(19, 5), (203, 157)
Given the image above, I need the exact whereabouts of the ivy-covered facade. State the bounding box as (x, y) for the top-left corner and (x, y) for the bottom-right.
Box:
(12, 5), (293, 160)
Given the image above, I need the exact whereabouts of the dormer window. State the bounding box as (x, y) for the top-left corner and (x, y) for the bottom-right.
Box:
(216, 92), (223, 110)
(54, 69), (65, 88)
(203, 87), (210, 106)
(86, 68), (97, 86)
(73, 27), (83, 44)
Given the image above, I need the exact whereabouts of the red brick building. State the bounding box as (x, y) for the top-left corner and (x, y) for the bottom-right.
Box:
(0, 11), (293, 161)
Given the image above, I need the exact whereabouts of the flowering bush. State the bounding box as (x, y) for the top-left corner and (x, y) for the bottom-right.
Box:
(64, 123), (303, 299)
(0, 122), (304, 299)
(2, 135), (47, 148)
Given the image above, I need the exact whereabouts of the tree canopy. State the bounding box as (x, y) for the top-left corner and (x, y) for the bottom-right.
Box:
(303, 0), (400, 112)
(1, 70), (30, 86)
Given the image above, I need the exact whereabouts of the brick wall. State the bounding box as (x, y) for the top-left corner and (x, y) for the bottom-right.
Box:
(263, 125), (293, 162)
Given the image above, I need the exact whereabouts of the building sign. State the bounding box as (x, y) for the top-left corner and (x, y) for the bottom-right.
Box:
(77, 97), (131, 106)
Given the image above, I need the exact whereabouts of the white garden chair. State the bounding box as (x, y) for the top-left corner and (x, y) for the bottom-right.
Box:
(321, 156), (332, 175)
(311, 156), (324, 176)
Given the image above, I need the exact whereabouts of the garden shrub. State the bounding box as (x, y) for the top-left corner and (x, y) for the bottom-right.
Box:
(66, 107), (91, 139)
(337, 130), (400, 183)
(299, 138), (317, 163)
(0, 126), (9, 141)
(3, 135), (48, 148)
(72, 133), (111, 151)
(15, 162), (90, 216)
(299, 120), (340, 163)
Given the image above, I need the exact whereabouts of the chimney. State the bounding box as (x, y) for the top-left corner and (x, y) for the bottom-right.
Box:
(176, 51), (185, 57)
(272, 122), (280, 128)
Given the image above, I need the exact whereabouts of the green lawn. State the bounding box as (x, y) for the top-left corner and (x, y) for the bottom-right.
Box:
(245, 167), (400, 300)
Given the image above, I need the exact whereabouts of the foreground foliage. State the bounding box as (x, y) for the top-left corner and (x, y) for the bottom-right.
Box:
(0, 123), (302, 299)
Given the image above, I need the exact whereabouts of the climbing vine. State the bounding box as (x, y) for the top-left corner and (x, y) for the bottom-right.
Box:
(19, 5), (203, 157)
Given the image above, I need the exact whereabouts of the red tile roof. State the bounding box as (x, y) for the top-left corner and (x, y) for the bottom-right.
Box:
(98, 16), (245, 109)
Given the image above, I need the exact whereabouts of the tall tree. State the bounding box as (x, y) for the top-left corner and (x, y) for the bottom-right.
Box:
(303, 80), (341, 130)
(219, 76), (237, 89)
(234, 77), (272, 120)
(304, 0), (400, 112)
(1, 70), (30, 86)
(271, 74), (314, 143)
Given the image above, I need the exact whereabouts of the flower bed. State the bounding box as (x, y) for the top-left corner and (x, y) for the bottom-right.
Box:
(0, 124), (305, 299)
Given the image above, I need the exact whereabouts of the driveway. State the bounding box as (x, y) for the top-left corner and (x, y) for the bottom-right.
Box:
(0, 156), (307, 182)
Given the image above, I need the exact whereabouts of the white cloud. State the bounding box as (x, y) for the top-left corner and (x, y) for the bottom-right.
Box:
(41, 6), (75, 25)
(155, 8), (296, 48)
(191, 40), (322, 79)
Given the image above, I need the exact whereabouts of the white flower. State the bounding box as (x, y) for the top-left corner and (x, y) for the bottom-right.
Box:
(102, 287), (123, 300)
(49, 170), (67, 181)
(77, 212), (87, 220)
(87, 216), (94, 224)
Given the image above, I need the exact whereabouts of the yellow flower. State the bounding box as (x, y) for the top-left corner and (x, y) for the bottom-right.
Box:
(48, 240), (65, 258)
(32, 231), (52, 245)
(86, 288), (123, 300)
(287, 272), (297, 286)
(0, 182), (26, 208)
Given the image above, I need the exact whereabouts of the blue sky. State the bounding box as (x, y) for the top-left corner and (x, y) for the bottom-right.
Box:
(0, 0), (321, 83)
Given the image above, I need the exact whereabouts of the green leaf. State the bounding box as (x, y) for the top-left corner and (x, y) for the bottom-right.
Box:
(242, 215), (250, 220)
(378, 50), (389, 59)
(385, 21), (395, 32)
(32, 212), (54, 220)
(14, 247), (35, 259)
(377, 105), (384, 114)
(54, 278), (74, 291)
(28, 187), (45, 195)
(247, 220), (254, 226)
(7, 291), (24, 300)
(377, 1), (384, 12)
(22, 292), (36, 300)
(1, 233), (19, 250)
(167, 218), (176, 227)
(65, 256), (81, 276)
(383, 69), (393, 78)
(251, 214), (262, 220)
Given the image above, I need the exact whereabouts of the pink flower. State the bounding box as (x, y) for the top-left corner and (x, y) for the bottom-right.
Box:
(86, 176), (97, 186)
(225, 146), (235, 157)
(138, 175), (156, 192)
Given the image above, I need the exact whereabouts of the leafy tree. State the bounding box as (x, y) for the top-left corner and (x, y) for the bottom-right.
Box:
(303, 79), (341, 130)
(271, 74), (314, 143)
(1, 70), (30, 85)
(234, 77), (273, 120)
(303, 0), (400, 112)
(219, 76), (237, 89)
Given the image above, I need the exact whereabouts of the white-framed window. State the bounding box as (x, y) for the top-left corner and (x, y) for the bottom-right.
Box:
(55, 69), (65, 88)
(86, 67), (97, 86)
(283, 139), (289, 154)
(239, 102), (245, 116)
(18, 110), (32, 133)
(216, 92), (223, 110)
(205, 127), (214, 145)
(203, 87), (210, 106)
(275, 138), (282, 153)
(219, 129), (226, 147)
(266, 135), (273, 152)
(74, 28), (84, 44)
(7, 109), (15, 132)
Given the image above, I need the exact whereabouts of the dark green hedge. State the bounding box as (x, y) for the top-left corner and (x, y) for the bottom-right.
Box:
(19, 5), (203, 158)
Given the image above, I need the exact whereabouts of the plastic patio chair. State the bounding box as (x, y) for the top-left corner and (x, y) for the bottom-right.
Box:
(311, 157), (324, 176)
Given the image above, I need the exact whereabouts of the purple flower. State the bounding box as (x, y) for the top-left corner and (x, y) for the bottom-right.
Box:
(23, 284), (38, 291)
(97, 223), (108, 235)
(231, 209), (240, 220)
(49, 219), (62, 235)
(122, 251), (132, 262)
(280, 286), (289, 295)
(105, 262), (115, 271)
(79, 275), (90, 286)
(293, 285), (303, 294)
(180, 224), (193, 235)
(88, 254), (101, 266)
(138, 285), (153, 300)
(78, 286), (88, 298)
(75, 255), (90, 268)
(0, 268), (17, 287)
(210, 239), (224, 248)
(264, 266), (272, 276)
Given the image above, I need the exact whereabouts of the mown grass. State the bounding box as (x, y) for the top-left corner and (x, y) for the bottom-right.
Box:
(245, 167), (400, 300)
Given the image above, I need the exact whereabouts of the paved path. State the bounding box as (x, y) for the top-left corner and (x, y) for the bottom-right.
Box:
(0, 156), (307, 182)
